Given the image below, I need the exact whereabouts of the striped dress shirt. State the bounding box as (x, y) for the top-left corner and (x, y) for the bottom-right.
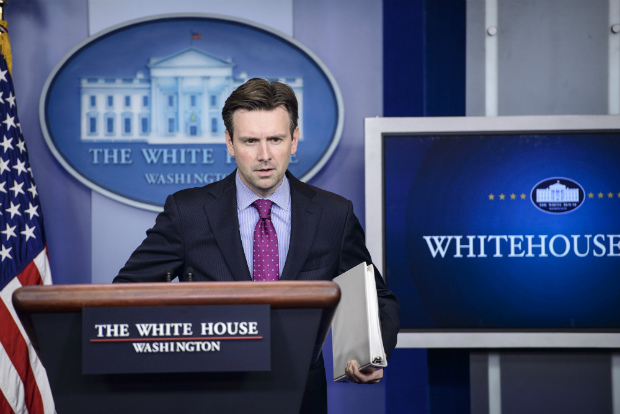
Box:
(236, 172), (291, 279)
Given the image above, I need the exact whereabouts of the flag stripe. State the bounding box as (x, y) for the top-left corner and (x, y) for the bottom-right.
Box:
(0, 298), (44, 414)
(0, 343), (22, 414)
(26, 250), (56, 413)
(16, 259), (43, 287)
(33, 247), (52, 286)
(1, 250), (55, 414)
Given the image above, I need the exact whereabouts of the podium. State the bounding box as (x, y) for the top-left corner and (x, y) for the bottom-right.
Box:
(12, 281), (340, 414)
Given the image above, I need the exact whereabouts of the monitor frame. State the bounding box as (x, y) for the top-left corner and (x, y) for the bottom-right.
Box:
(365, 115), (620, 348)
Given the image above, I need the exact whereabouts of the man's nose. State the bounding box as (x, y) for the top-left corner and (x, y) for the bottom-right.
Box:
(257, 141), (271, 160)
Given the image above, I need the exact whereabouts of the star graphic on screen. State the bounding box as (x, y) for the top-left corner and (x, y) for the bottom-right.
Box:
(520, 193), (526, 199)
(608, 192), (614, 198)
(488, 194), (495, 200)
(510, 193), (516, 200)
(588, 192), (594, 198)
(617, 192), (620, 198)
(499, 194), (505, 200)
(598, 192), (604, 198)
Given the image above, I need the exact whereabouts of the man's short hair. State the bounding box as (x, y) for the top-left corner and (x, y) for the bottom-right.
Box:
(222, 78), (299, 140)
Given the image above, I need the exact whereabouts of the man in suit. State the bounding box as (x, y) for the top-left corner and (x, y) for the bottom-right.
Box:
(115, 78), (399, 413)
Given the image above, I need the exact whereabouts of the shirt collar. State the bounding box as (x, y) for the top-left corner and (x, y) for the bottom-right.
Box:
(236, 171), (291, 212)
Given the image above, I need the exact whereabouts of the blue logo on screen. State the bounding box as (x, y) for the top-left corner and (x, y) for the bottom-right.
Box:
(40, 14), (343, 211)
(531, 177), (585, 214)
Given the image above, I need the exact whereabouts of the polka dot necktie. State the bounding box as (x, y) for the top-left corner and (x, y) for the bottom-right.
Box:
(252, 199), (279, 281)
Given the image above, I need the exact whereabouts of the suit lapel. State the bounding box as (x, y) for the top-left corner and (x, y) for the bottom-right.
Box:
(280, 173), (322, 280)
(203, 173), (252, 281)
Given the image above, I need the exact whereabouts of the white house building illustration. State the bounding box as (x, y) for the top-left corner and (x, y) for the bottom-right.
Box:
(536, 180), (580, 202)
(80, 47), (303, 144)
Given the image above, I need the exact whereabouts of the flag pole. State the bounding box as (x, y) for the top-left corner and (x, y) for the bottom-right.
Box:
(0, 0), (6, 21)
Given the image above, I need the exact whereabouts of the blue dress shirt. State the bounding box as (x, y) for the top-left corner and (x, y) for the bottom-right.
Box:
(236, 172), (291, 279)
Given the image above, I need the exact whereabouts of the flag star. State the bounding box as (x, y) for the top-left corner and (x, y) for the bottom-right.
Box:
(25, 203), (39, 220)
(0, 157), (9, 173)
(0, 69), (7, 83)
(0, 244), (12, 262)
(20, 224), (37, 241)
(6, 201), (21, 218)
(9, 180), (25, 197)
(0, 135), (12, 152)
(17, 122), (22, 134)
(6, 91), (15, 108)
(13, 158), (27, 175)
(0, 181), (6, 193)
(28, 183), (38, 198)
(3, 114), (16, 130)
(0, 91), (4, 104)
(16, 139), (26, 154)
(1, 223), (16, 240)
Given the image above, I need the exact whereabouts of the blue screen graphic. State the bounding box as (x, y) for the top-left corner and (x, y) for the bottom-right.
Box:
(384, 133), (620, 330)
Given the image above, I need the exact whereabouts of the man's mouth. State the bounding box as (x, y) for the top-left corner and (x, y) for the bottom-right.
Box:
(255, 167), (274, 176)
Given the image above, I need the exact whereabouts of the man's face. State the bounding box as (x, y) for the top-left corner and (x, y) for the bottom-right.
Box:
(225, 107), (299, 198)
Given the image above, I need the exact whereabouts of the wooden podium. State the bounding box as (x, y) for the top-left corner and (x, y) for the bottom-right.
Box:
(13, 281), (340, 414)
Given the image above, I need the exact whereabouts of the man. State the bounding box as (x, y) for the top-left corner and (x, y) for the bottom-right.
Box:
(115, 78), (400, 413)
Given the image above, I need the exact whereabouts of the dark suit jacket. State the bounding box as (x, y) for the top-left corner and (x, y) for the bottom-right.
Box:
(114, 171), (400, 412)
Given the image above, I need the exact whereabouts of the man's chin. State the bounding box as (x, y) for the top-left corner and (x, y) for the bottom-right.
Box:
(251, 176), (283, 195)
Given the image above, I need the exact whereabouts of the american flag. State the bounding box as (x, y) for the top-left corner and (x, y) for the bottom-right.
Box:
(0, 23), (56, 414)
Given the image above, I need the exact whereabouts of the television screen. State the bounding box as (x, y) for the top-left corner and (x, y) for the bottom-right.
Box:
(365, 115), (620, 347)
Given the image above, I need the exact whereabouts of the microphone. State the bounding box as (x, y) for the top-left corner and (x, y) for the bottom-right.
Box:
(164, 268), (173, 282)
(185, 267), (194, 282)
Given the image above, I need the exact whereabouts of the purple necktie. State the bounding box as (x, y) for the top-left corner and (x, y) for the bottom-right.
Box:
(252, 199), (279, 281)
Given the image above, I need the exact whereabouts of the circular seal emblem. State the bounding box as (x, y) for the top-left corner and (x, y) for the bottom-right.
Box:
(40, 14), (343, 211)
(530, 177), (585, 214)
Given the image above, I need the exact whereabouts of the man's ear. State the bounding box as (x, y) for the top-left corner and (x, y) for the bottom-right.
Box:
(225, 130), (235, 157)
(291, 127), (300, 155)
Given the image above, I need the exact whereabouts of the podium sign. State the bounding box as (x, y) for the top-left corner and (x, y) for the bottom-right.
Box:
(82, 304), (270, 374)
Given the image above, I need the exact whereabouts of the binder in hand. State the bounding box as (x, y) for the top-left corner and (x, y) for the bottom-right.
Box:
(331, 262), (387, 382)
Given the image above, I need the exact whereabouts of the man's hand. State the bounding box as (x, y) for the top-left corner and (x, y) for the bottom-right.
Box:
(344, 360), (383, 384)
